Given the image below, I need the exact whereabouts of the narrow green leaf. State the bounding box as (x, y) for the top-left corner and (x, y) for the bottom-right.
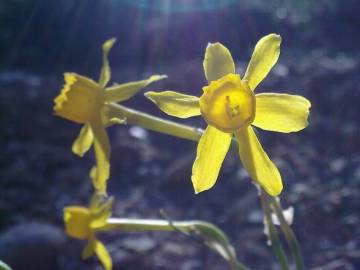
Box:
(0, 260), (13, 270)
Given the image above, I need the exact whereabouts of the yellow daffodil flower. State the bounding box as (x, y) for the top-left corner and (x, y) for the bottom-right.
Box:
(53, 38), (166, 193)
(145, 34), (311, 196)
(64, 195), (114, 270)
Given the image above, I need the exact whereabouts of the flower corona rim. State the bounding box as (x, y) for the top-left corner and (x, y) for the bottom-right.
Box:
(54, 73), (104, 124)
(200, 73), (256, 133)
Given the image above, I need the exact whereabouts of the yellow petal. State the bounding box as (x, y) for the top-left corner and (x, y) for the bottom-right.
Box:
(203, 42), (235, 82)
(82, 236), (96, 259)
(235, 127), (282, 196)
(54, 73), (104, 124)
(72, 124), (94, 157)
(90, 195), (114, 229)
(90, 115), (110, 193)
(192, 126), (232, 193)
(253, 93), (311, 133)
(243, 34), (281, 91)
(99, 38), (116, 87)
(90, 165), (98, 185)
(105, 75), (167, 103)
(94, 239), (112, 270)
(145, 91), (200, 118)
(64, 206), (91, 240)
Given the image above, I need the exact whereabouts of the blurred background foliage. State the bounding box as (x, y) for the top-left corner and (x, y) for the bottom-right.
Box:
(1, 0), (358, 73)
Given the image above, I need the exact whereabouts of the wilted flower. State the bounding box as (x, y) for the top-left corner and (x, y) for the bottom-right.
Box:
(146, 34), (311, 196)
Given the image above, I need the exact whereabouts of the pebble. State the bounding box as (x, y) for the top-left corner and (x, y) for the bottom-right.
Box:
(0, 222), (66, 270)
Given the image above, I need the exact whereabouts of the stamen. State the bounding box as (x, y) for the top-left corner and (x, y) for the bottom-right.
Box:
(225, 96), (240, 119)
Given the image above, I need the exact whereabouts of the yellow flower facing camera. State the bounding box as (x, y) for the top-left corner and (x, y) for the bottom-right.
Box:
(146, 34), (311, 196)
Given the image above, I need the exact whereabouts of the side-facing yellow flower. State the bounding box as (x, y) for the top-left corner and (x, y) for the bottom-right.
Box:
(53, 38), (166, 193)
(64, 195), (114, 270)
(145, 34), (311, 196)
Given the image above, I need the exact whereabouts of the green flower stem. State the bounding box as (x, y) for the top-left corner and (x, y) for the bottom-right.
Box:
(98, 218), (248, 270)
(259, 190), (289, 270)
(108, 103), (202, 142)
(108, 103), (239, 148)
(99, 217), (190, 231)
(0, 260), (12, 270)
(269, 197), (305, 270)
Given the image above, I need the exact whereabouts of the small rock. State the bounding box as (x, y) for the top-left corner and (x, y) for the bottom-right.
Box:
(247, 210), (263, 224)
(329, 158), (347, 173)
(180, 259), (202, 270)
(0, 222), (66, 270)
(121, 236), (156, 253)
(273, 64), (289, 77)
(129, 126), (148, 140)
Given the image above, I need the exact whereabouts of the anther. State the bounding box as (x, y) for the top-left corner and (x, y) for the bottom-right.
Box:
(225, 96), (240, 119)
